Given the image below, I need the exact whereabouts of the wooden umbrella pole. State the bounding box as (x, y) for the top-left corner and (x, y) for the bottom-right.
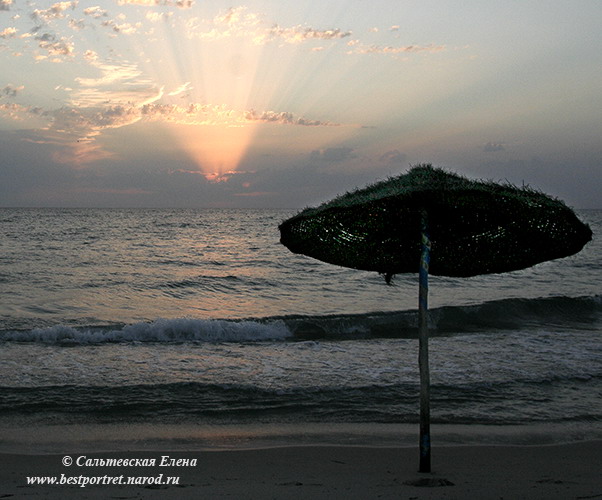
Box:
(418, 209), (431, 473)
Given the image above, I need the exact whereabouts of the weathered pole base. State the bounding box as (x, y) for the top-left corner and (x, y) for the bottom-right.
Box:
(404, 477), (454, 487)
(419, 432), (431, 473)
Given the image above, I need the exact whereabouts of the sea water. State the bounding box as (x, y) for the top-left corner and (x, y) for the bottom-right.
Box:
(0, 208), (600, 452)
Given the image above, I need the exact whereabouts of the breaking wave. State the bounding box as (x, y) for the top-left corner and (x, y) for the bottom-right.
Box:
(0, 318), (292, 344)
(1, 295), (599, 344)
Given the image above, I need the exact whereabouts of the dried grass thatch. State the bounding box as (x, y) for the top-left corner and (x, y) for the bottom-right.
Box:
(279, 164), (592, 278)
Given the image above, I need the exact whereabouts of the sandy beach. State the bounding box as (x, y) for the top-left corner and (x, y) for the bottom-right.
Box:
(1, 441), (600, 499)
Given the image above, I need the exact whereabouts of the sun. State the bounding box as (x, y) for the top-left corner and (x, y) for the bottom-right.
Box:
(172, 122), (257, 181)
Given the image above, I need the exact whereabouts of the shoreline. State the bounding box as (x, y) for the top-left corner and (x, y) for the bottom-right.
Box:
(1, 421), (601, 455)
(1, 441), (601, 499)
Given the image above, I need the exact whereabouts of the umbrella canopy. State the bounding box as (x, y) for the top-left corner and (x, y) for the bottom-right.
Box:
(279, 164), (592, 279)
(279, 164), (593, 475)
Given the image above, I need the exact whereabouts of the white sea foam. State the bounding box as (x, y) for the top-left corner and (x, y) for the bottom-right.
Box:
(3, 318), (292, 344)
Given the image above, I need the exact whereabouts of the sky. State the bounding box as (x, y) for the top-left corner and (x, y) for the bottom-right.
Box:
(0, 0), (600, 208)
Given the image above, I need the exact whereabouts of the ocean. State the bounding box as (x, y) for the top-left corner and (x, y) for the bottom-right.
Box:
(0, 208), (600, 452)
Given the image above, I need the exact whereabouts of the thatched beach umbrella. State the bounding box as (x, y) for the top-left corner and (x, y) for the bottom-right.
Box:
(279, 164), (592, 473)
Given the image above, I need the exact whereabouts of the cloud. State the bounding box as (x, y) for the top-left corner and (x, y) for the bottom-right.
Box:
(0, 0), (12, 11)
(224, 159), (396, 209)
(186, 7), (260, 41)
(245, 109), (340, 127)
(167, 82), (192, 96)
(0, 102), (32, 120)
(101, 19), (141, 35)
(83, 6), (108, 19)
(261, 25), (352, 45)
(83, 4), (142, 35)
(15, 104), (145, 165)
(146, 11), (174, 23)
(0, 27), (17, 39)
(347, 42), (445, 56)
(0, 58), (165, 164)
(132, 103), (339, 129)
(36, 33), (55, 42)
(0, 3), (346, 166)
(117, 0), (158, 5)
(73, 105), (141, 129)
(68, 18), (85, 31)
(187, 7), (351, 47)
(483, 142), (506, 152)
(310, 147), (356, 162)
(4, 92), (343, 166)
(31, 1), (78, 24)
(117, 0), (194, 7)
(379, 149), (407, 164)
(213, 6), (257, 26)
(147, 102), (243, 125)
(1, 84), (24, 97)
(35, 34), (75, 59)
(5, 46), (343, 160)
(83, 49), (98, 61)
(72, 59), (158, 106)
